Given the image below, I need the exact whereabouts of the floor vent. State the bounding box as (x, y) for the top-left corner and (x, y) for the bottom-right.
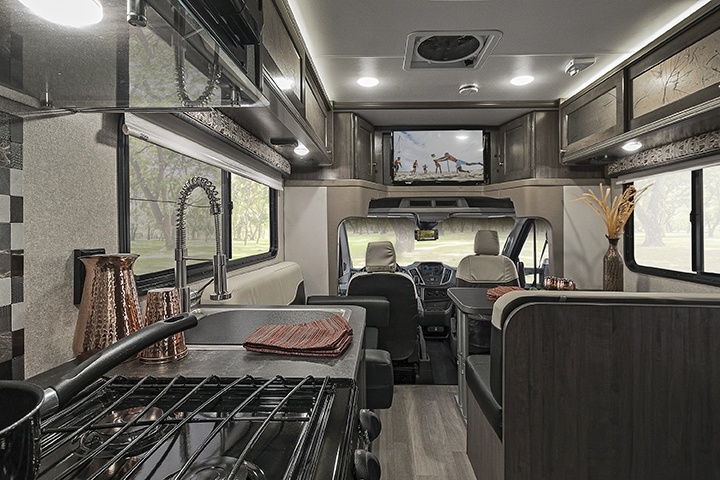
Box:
(403, 30), (502, 70)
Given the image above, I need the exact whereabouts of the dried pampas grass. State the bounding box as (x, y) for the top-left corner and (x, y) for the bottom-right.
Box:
(576, 184), (651, 239)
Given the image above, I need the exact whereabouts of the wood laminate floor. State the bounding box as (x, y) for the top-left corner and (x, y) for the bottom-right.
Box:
(374, 385), (476, 479)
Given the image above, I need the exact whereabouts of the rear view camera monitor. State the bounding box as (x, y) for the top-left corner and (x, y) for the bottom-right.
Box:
(392, 130), (486, 183)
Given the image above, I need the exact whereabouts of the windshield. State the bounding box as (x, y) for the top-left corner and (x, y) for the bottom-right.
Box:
(344, 216), (516, 268)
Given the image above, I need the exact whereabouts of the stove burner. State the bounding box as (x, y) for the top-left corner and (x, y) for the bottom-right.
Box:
(78, 406), (168, 458)
(167, 457), (266, 480)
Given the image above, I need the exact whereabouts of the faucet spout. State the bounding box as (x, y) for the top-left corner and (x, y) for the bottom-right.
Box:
(175, 176), (231, 312)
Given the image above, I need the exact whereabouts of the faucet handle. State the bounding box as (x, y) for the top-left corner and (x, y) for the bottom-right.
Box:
(210, 253), (232, 301)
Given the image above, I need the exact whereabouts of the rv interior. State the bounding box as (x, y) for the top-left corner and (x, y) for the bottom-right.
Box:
(1, 0), (720, 478)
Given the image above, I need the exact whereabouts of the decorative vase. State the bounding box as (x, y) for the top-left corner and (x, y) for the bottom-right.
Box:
(73, 254), (142, 357)
(603, 236), (624, 291)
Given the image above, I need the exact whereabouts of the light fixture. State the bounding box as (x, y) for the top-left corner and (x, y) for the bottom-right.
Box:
(270, 137), (298, 148)
(357, 77), (379, 88)
(456, 134), (469, 140)
(564, 57), (596, 76)
(622, 141), (643, 152)
(18, 0), (104, 27)
(458, 84), (479, 95)
(510, 75), (534, 86)
(127, 0), (146, 27)
(294, 143), (309, 156)
(274, 77), (294, 90)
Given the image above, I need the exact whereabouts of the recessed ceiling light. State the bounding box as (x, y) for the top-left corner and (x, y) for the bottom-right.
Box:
(510, 75), (534, 86)
(294, 143), (309, 156)
(19, 0), (103, 27)
(357, 77), (379, 88)
(622, 141), (643, 152)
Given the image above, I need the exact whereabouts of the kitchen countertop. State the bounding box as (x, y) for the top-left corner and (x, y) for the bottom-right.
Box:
(109, 304), (366, 380)
(30, 305), (366, 387)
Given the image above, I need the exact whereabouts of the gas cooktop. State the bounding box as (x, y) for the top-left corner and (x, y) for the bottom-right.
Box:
(38, 375), (357, 480)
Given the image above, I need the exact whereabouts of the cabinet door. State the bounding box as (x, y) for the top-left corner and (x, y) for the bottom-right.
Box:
(500, 114), (533, 181)
(353, 115), (376, 181)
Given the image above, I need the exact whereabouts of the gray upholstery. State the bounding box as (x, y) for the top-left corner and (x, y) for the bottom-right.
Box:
(474, 230), (500, 255)
(364, 241), (398, 273)
(456, 230), (519, 286)
(456, 230), (520, 354)
(348, 241), (421, 362)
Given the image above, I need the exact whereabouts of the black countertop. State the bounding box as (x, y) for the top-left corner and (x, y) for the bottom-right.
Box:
(447, 287), (495, 315)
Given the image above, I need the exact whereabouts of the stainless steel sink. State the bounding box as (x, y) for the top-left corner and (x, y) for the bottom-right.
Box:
(184, 305), (353, 350)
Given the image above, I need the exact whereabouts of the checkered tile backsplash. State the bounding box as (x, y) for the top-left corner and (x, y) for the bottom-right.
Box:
(0, 109), (24, 380)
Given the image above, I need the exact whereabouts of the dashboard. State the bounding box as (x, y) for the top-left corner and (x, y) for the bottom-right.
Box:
(405, 262), (454, 287)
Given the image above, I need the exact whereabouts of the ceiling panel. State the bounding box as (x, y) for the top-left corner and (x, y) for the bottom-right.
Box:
(286, 0), (714, 126)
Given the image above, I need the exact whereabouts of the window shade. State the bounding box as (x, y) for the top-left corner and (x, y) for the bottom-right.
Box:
(123, 113), (284, 191)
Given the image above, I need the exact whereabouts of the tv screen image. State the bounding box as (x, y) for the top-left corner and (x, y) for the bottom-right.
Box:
(392, 130), (485, 183)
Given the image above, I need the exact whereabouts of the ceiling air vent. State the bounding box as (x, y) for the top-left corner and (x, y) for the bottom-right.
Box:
(403, 30), (502, 70)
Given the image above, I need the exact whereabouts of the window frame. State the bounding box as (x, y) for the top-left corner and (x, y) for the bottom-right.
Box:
(117, 117), (278, 294)
(624, 167), (720, 287)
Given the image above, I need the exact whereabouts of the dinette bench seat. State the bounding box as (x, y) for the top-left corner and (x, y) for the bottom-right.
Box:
(465, 290), (720, 480)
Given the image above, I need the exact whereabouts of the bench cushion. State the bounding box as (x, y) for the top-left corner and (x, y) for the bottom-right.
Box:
(365, 348), (394, 409)
(307, 295), (391, 328)
(466, 354), (502, 438)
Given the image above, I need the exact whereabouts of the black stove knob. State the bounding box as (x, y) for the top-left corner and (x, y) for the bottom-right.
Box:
(358, 409), (382, 443)
(354, 449), (381, 480)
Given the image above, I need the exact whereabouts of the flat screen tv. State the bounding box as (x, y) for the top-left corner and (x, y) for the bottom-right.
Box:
(392, 130), (487, 183)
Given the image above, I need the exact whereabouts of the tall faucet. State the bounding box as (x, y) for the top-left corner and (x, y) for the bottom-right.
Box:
(175, 176), (231, 312)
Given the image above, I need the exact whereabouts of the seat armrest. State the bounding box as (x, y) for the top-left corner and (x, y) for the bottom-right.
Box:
(307, 295), (390, 328)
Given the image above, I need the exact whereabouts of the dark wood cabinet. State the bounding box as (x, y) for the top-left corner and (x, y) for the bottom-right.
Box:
(560, 71), (624, 159)
(331, 113), (376, 181)
(491, 111), (573, 183)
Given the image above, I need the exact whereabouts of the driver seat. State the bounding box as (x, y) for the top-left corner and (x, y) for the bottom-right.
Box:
(347, 241), (422, 363)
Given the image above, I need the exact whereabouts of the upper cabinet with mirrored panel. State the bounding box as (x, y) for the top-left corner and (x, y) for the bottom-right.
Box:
(561, 7), (720, 166)
(0, 0), (265, 111)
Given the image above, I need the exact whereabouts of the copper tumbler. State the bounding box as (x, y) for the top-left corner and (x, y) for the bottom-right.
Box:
(138, 287), (188, 363)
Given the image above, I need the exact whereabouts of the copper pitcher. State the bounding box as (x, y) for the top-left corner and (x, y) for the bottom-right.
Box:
(73, 254), (142, 357)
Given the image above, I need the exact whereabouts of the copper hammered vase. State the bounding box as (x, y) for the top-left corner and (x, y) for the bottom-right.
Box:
(603, 236), (624, 291)
(73, 254), (142, 357)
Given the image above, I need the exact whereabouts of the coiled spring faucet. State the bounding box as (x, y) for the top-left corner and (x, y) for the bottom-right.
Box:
(175, 176), (231, 312)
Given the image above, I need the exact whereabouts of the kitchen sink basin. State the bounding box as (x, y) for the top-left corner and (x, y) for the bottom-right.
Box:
(184, 305), (353, 349)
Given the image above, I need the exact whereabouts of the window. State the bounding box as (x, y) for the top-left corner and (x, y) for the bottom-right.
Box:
(121, 130), (278, 291)
(228, 172), (271, 260)
(516, 219), (550, 287)
(342, 216), (516, 268)
(626, 158), (720, 285)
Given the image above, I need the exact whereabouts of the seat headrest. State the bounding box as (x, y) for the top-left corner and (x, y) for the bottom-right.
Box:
(365, 241), (397, 272)
(474, 230), (500, 255)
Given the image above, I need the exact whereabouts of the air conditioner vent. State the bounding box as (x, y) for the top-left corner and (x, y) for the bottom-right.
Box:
(403, 30), (502, 70)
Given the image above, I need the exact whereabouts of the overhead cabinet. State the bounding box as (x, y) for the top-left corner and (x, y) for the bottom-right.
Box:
(333, 113), (377, 182)
(217, 0), (332, 166)
(491, 111), (564, 183)
(560, 8), (720, 165)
